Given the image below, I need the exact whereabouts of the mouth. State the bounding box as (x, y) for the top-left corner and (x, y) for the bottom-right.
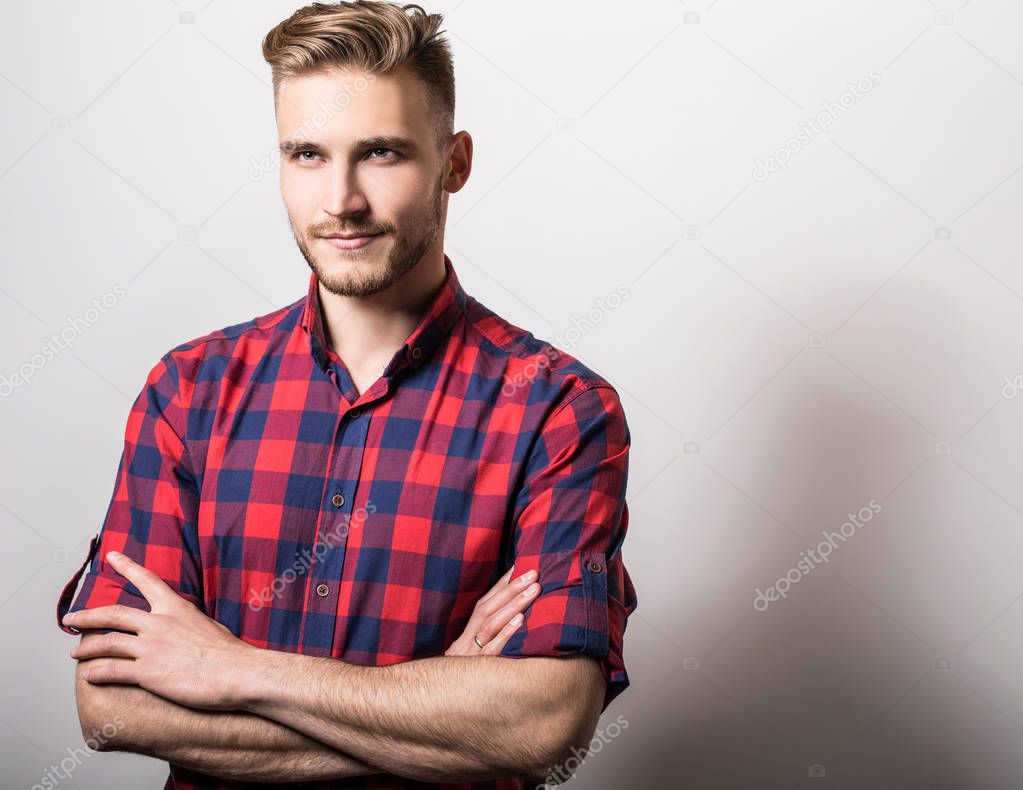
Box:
(319, 232), (383, 250)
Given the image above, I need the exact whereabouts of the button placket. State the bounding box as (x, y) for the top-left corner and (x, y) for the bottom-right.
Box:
(301, 401), (372, 652)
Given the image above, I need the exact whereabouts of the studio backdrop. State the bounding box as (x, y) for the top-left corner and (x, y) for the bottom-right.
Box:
(5, 1), (1023, 788)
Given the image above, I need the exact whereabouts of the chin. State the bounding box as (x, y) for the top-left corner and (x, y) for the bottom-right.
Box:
(314, 250), (388, 283)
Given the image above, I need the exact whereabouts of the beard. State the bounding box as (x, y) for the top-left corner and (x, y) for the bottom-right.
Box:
(292, 174), (444, 298)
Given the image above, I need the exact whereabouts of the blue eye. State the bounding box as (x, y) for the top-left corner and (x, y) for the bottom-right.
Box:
(288, 148), (401, 163)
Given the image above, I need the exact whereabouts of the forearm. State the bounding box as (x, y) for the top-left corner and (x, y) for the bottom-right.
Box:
(76, 663), (381, 782)
(237, 652), (563, 783)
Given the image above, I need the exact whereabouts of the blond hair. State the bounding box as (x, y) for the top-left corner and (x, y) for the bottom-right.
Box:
(262, 1), (455, 148)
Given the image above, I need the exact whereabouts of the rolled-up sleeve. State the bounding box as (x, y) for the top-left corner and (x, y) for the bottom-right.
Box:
(56, 351), (204, 635)
(499, 382), (637, 712)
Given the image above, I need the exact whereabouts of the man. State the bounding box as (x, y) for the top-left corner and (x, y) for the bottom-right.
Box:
(56, 2), (636, 787)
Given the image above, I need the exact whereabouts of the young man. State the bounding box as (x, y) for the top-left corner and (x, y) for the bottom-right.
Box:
(56, 2), (636, 787)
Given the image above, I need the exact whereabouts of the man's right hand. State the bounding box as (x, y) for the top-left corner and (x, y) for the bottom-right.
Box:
(444, 567), (540, 656)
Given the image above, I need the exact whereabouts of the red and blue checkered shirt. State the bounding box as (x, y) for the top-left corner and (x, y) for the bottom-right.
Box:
(57, 254), (636, 789)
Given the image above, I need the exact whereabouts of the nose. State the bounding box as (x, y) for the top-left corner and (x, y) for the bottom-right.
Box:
(322, 161), (369, 218)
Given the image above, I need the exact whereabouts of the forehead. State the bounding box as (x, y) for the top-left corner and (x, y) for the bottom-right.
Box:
(275, 66), (433, 143)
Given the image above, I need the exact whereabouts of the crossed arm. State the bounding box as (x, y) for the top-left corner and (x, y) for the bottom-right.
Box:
(74, 648), (374, 782)
(68, 552), (605, 784)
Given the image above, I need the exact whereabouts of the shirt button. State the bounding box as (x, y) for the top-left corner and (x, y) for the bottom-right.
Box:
(349, 409), (361, 419)
(331, 493), (345, 508)
(316, 583), (330, 597)
(587, 560), (604, 573)
(410, 346), (422, 360)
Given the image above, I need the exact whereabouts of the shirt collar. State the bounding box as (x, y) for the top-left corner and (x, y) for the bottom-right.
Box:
(300, 253), (467, 377)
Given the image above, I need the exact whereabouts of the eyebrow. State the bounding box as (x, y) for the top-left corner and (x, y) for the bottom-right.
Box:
(278, 135), (419, 156)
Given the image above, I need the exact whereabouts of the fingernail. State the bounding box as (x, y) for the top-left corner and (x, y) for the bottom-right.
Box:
(519, 569), (537, 584)
(107, 551), (121, 561)
(63, 612), (76, 624)
(511, 613), (524, 626)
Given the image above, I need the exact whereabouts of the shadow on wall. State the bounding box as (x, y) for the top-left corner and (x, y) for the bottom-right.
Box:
(579, 272), (1001, 789)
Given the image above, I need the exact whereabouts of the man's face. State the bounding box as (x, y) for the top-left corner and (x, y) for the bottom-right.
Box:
(276, 66), (448, 297)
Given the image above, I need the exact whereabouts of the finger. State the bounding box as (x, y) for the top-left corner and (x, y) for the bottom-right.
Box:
(480, 613), (525, 655)
(62, 604), (146, 634)
(81, 658), (140, 686)
(104, 551), (175, 607)
(71, 631), (139, 661)
(477, 565), (516, 604)
(447, 569), (539, 656)
(477, 568), (537, 613)
(475, 581), (540, 645)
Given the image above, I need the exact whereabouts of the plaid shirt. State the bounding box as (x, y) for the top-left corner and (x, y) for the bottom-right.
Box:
(57, 254), (636, 790)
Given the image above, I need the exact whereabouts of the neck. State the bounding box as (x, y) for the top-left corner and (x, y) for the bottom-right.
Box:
(317, 250), (447, 374)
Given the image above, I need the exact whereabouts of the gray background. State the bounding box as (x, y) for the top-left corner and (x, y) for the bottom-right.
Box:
(3, 0), (1023, 787)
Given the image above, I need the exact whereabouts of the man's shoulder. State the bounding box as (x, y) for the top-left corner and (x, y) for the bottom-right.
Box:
(463, 295), (619, 399)
(160, 294), (305, 370)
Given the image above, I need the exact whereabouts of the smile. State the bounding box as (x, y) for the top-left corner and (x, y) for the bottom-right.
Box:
(320, 233), (382, 250)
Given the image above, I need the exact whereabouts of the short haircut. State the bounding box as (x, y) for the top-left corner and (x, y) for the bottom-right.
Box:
(262, 1), (455, 149)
